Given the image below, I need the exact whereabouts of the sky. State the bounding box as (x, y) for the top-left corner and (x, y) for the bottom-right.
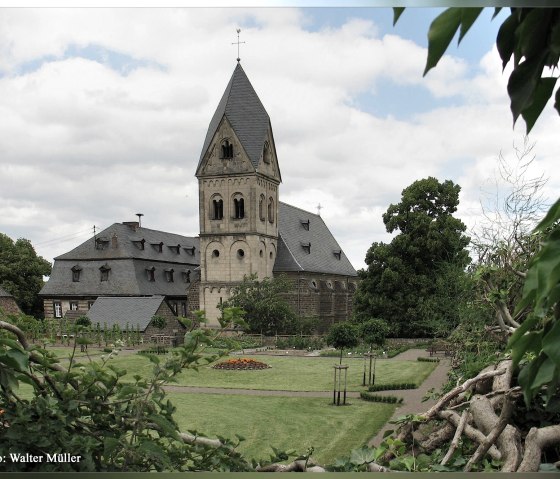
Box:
(1, 7), (559, 272)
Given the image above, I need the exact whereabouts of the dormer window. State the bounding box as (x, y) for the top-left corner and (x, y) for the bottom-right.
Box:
(333, 250), (342, 260)
(301, 219), (310, 231)
(182, 270), (191, 283)
(184, 246), (196, 256)
(95, 237), (109, 250)
(168, 244), (181, 254)
(165, 268), (174, 282)
(302, 242), (311, 254)
(151, 242), (163, 253)
(132, 239), (146, 250)
(221, 139), (233, 159)
(146, 267), (156, 282)
(233, 195), (245, 219)
(71, 265), (82, 282)
(99, 264), (111, 282)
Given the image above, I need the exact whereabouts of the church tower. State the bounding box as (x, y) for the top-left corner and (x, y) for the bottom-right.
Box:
(196, 63), (282, 324)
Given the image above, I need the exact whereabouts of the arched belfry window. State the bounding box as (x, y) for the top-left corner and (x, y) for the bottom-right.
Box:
(259, 194), (266, 222)
(263, 141), (271, 164)
(221, 139), (233, 159)
(233, 194), (245, 219)
(268, 197), (275, 224)
(212, 196), (223, 220)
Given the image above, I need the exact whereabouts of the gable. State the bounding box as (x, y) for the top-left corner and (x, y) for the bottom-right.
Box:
(196, 117), (257, 177)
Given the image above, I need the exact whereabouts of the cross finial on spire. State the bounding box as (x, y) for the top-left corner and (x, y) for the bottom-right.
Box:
(317, 203), (323, 216)
(232, 28), (245, 62)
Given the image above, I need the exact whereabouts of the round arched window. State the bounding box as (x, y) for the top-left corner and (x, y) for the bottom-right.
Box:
(237, 249), (245, 259)
(212, 250), (220, 258)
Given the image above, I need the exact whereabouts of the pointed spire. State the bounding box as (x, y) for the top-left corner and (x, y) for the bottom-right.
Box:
(197, 63), (272, 172)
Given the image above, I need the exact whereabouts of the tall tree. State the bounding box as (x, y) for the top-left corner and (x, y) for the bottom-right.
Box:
(0, 233), (51, 318)
(222, 274), (297, 336)
(353, 177), (470, 337)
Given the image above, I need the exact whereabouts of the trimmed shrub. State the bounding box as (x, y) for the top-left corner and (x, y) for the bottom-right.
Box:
(368, 383), (417, 392)
(360, 391), (403, 404)
(417, 357), (440, 363)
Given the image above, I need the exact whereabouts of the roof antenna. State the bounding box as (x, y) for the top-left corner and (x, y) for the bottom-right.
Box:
(232, 28), (245, 63)
(136, 213), (144, 228)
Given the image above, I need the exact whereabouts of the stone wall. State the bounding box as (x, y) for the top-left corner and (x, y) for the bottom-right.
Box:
(277, 272), (358, 333)
(143, 302), (186, 342)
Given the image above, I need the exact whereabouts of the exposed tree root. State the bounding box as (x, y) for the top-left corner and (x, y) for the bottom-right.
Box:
(518, 425), (560, 472)
(441, 410), (468, 465)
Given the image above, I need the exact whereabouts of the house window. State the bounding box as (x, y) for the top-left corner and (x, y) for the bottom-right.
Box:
(170, 302), (178, 314)
(100, 265), (111, 282)
(268, 197), (274, 224)
(53, 301), (62, 318)
(184, 246), (196, 256)
(133, 239), (146, 250)
(233, 196), (245, 219)
(302, 242), (311, 254)
(221, 139), (233, 159)
(212, 198), (224, 220)
(168, 245), (180, 254)
(165, 269), (174, 282)
(71, 265), (82, 282)
(333, 250), (342, 260)
(259, 194), (265, 221)
(181, 302), (187, 317)
(182, 270), (191, 283)
(70, 301), (79, 311)
(88, 301), (95, 309)
(146, 267), (156, 282)
(301, 220), (310, 231)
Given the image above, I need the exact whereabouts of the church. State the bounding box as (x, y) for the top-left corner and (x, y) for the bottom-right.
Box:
(39, 62), (358, 332)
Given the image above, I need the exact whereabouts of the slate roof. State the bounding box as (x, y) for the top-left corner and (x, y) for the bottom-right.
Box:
(40, 223), (199, 297)
(86, 296), (170, 331)
(197, 63), (273, 172)
(0, 285), (13, 297)
(274, 202), (357, 277)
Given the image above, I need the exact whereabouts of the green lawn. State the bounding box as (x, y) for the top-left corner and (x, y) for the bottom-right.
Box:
(84, 354), (436, 391)
(168, 392), (396, 465)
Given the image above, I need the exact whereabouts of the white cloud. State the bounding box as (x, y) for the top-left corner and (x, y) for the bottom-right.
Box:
(1, 8), (559, 273)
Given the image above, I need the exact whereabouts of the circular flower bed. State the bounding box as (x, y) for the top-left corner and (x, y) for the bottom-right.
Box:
(212, 358), (271, 370)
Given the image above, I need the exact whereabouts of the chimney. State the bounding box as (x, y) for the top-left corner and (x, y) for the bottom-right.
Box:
(111, 233), (118, 249)
(122, 221), (139, 231)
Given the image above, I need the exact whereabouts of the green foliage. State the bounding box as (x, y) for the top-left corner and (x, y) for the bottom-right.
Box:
(222, 274), (297, 335)
(326, 322), (359, 364)
(150, 315), (166, 330)
(367, 383), (417, 392)
(0, 312), (252, 471)
(509, 198), (560, 406)
(75, 316), (91, 328)
(354, 177), (470, 337)
(359, 318), (389, 349)
(0, 233), (52, 317)
(275, 336), (325, 350)
(360, 392), (403, 404)
(407, 7), (560, 133)
(417, 357), (440, 363)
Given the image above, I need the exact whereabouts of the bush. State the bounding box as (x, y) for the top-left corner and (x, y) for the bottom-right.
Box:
(417, 357), (440, 363)
(360, 392), (403, 404)
(367, 383), (417, 392)
(275, 336), (325, 350)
